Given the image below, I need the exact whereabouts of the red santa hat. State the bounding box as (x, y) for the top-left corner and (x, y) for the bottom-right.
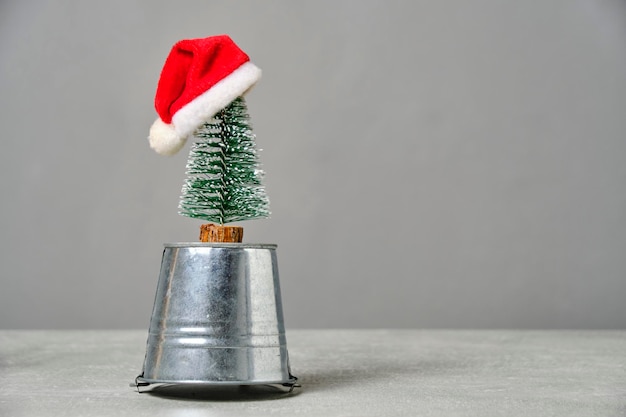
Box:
(148, 35), (261, 156)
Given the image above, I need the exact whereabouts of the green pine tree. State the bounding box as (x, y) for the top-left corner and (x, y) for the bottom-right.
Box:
(178, 97), (270, 224)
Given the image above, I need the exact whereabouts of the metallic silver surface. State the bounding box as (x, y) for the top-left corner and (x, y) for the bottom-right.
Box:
(138, 243), (296, 388)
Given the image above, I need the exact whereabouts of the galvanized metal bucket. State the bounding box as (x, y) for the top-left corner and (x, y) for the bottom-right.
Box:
(136, 243), (297, 391)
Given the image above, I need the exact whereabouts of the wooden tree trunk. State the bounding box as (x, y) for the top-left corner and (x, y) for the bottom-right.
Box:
(199, 224), (244, 243)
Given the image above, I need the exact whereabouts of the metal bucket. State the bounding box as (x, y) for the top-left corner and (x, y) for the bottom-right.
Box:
(136, 243), (296, 390)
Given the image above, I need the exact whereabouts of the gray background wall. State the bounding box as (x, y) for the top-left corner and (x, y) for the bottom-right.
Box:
(1, 1), (625, 329)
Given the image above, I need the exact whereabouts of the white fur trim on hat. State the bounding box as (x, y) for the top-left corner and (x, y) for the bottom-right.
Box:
(172, 61), (262, 142)
(148, 118), (187, 156)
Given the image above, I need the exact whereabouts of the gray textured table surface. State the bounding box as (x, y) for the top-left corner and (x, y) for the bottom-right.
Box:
(1, 330), (625, 416)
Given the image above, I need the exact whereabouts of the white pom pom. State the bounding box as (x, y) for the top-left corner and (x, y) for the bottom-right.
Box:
(148, 119), (187, 156)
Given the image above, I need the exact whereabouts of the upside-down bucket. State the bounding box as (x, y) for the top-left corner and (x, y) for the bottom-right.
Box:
(136, 243), (297, 390)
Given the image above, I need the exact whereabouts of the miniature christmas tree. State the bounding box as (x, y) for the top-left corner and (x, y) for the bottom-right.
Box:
(179, 96), (269, 238)
(147, 35), (265, 242)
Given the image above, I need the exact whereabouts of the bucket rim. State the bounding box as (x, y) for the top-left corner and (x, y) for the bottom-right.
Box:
(163, 242), (277, 249)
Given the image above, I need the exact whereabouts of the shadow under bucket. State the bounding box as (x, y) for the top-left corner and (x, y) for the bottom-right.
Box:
(136, 243), (297, 391)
